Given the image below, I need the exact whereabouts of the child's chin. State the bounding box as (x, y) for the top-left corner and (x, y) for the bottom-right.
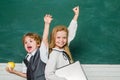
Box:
(27, 50), (32, 53)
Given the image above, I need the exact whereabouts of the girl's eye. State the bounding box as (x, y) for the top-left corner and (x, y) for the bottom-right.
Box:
(57, 37), (60, 39)
(63, 37), (66, 39)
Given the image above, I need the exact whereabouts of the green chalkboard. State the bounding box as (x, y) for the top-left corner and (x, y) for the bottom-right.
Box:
(0, 0), (120, 64)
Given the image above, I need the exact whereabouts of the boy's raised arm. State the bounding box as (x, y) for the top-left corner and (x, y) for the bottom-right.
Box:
(42, 14), (53, 46)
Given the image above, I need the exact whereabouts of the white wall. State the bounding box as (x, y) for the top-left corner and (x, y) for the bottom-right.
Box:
(0, 63), (120, 80)
(82, 64), (120, 80)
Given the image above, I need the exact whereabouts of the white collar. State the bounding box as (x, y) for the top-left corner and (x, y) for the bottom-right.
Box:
(27, 48), (38, 56)
(52, 48), (65, 52)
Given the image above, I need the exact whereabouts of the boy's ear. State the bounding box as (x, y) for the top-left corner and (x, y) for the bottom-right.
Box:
(37, 44), (40, 47)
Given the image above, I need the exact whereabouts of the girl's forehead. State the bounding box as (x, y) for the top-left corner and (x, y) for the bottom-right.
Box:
(56, 31), (67, 35)
(57, 30), (67, 34)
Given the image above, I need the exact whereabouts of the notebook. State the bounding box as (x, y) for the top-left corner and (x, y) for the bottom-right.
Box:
(55, 61), (88, 80)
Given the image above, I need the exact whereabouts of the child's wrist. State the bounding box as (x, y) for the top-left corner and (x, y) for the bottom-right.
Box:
(45, 23), (50, 26)
(45, 22), (50, 24)
(75, 13), (79, 14)
(75, 14), (79, 16)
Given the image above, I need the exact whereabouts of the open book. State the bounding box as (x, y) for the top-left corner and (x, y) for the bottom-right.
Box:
(55, 61), (88, 80)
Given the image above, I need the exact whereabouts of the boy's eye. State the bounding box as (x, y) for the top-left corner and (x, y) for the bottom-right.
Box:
(24, 41), (27, 44)
(30, 40), (32, 42)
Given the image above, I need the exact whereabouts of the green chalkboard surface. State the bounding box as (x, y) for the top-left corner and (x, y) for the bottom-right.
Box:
(0, 0), (120, 64)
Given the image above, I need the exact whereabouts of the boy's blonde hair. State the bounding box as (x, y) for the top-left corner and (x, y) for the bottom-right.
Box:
(49, 25), (73, 63)
(22, 32), (41, 47)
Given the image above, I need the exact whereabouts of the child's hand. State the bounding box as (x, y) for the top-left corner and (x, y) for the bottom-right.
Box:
(6, 66), (15, 74)
(73, 6), (79, 16)
(44, 14), (53, 24)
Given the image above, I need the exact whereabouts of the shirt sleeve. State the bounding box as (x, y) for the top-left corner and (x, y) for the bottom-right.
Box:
(68, 20), (78, 46)
(45, 52), (67, 80)
(39, 41), (49, 63)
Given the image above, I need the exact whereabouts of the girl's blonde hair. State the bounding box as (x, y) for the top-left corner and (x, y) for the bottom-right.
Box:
(22, 32), (41, 47)
(49, 25), (73, 63)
